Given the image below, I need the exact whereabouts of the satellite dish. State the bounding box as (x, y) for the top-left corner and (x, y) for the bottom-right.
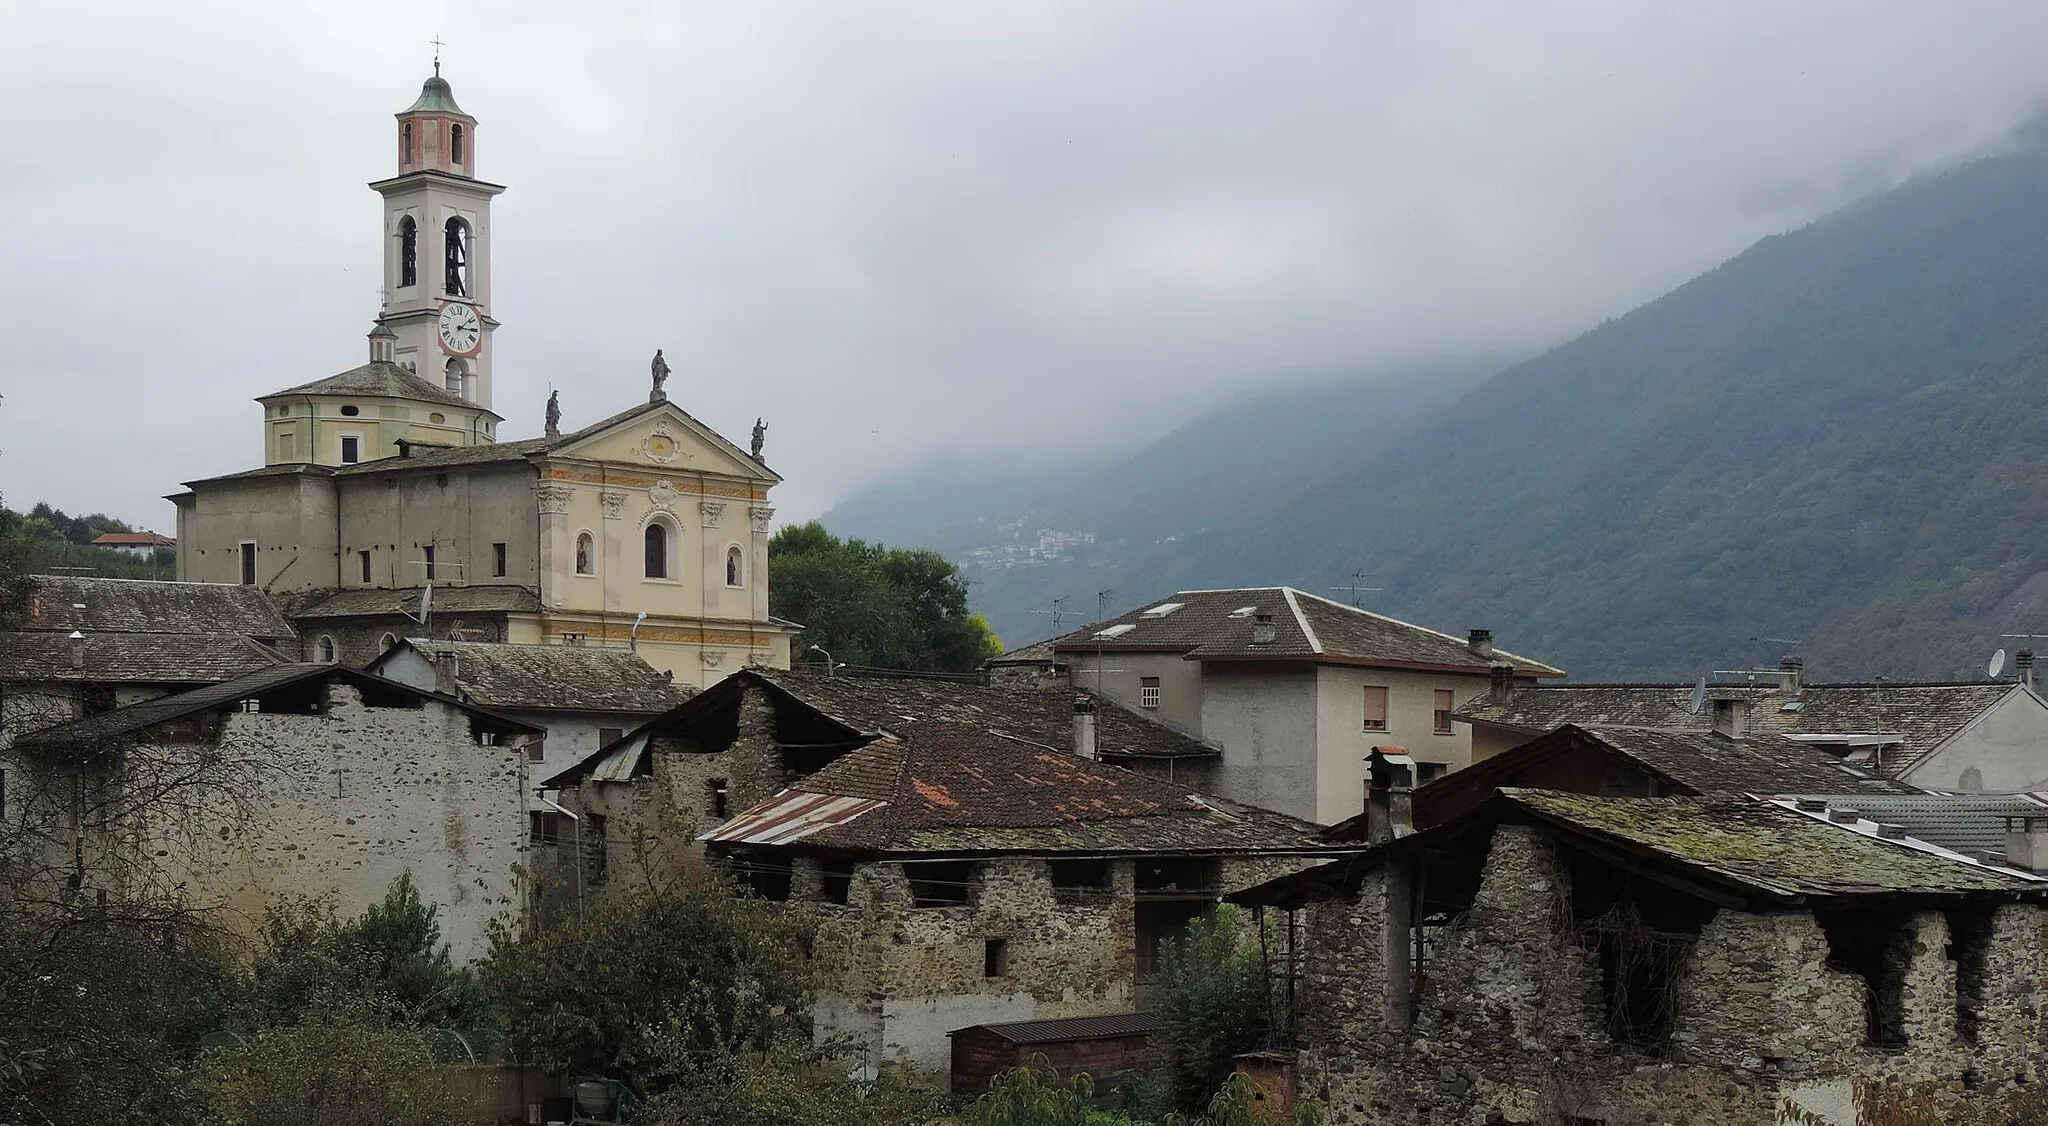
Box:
(1687, 676), (1708, 715)
(1990, 648), (2008, 679)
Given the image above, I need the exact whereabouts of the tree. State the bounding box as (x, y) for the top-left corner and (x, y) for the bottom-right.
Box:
(769, 522), (1001, 674)
(245, 874), (480, 1029)
(1151, 906), (1272, 1113)
(197, 994), (467, 1126)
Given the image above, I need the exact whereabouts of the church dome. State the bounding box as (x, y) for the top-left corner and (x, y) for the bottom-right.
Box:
(402, 73), (467, 117)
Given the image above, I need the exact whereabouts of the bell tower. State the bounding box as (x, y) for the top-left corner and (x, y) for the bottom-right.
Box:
(369, 62), (506, 409)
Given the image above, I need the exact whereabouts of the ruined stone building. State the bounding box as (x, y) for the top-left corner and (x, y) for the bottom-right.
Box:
(538, 667), (1336, 1079)
(367, 637), (694, 779)
(1233, 786), (2048, 1126)
(10, 663), (538, 960)
(992, 588), (1563, 823)
(1456, 659), (2048, 791)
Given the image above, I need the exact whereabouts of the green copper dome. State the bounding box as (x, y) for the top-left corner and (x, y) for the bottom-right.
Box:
(401, 73), (467, 117)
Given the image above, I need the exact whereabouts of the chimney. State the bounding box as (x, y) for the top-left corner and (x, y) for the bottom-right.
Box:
(1711, 697), (1749, 740)
(1778, 655), (1804, 694)
(1364, 747), (1416, 844)
(67, 630), (85, 669)
(1251, 613), (1276, 647)
(2005, 815), (2048, 872)
(1489, 664), (1515, 707)
(1072, 697), (1098, 760)
(2019, 649), (2037, 692)
(1468, 629), (1494, 658)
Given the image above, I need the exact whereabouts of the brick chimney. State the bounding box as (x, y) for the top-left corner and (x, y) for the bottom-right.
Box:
(1364, 746), (1416, 844)
(1711, 697), (1749, 740)
(1489, 664), (1515, 707)
(1072, 697), (1098, 760)
(1468, 629), (1494, 658)
(2019, 649), (2037, 692)
(1778, 655), (1804, 694)
(1251, 613), (1276, 647)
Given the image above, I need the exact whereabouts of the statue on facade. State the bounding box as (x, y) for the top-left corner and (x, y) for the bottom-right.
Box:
(649, 349), (671, 402)
(545, 390), (561, 439)
(750, 417), (767, 460)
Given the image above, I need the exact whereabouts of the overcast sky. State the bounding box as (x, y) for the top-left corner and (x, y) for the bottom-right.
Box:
(5, 2), (2048, 529)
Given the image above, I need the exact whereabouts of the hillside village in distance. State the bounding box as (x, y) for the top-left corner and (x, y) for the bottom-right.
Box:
(24, 65), (2048, 1126)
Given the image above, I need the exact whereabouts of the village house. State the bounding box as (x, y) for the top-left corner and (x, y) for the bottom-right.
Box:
(88, 531), (176, 559)
(1455, 655), (2048, 791)
(1232, 775), (2048, 1126)
(366, 637), (694, 780)
(1, 576), (295, 743)
(996, 588), (1563, 824)
(10, 663), (539, 960)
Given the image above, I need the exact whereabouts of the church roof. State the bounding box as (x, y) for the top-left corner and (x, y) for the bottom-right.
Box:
(402, 74), (468, 117)
(261, 360), (489, 414)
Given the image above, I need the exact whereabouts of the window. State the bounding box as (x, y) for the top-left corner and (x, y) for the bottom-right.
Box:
(240, 542), (257, 586)
(400, 122), (412, 162)
(492, 542), (507, 577)
(1050, 859), (1115, 906)
(339, 404), (359, 417)
(1417, 761), (1449, 785)
(379, 633), (396, 651)
(598, 727), (623, 748)
(1362, 685), (1388, 731)
(340, 435), (360, 464)
(561, 631), (588, 645)
(444, 217), (470, 296)
(575, 532), (594, 575)
(984, 938), (1010, 978)
(904, 860), (974, 907)
(449, 122), (465, 164)
(526, 736), (546, 763)
(1433, 689), (1455, 734)
(359, 550), (372, 583)
(397, 216), (417, 287)
(428, 411), (445, 424)
(422, 545), (436, 580)
(1140, 676), (1161, 709)
(444, 358), (466, 394)
(725, 545), (743, 587)
(317, 636), (336, 663)
(277, 430), (295, 461)
(707, 778), (729, 819)
(644, 523), (669, 579)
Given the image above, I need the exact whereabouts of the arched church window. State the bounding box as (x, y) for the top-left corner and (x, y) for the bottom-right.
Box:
(450, 123), (465, 165)
(726, 545), (743, 587)
(398, 216), (418, 288)
(645, 523), (670, 579)
(317, 636), (337, 663)
(401, 122), (412, 162)
(445, 358), (467, 395)
(444, 217), (470, 297)
(576, 532), (594, 575)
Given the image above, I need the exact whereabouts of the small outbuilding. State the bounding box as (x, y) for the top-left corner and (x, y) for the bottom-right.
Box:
(948, 1011), (1165, 1095)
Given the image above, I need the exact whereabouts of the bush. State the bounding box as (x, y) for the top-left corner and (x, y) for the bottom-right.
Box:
(198, 995), (466, 1126)
(1152, 906), (1271, 1112)
(638, 1035), (943, 1126)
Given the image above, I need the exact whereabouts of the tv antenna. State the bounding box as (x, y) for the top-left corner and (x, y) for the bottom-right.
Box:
(1029, 595), (1082, 632)
(1990, 648), (2009, 679)
(1328, 571), (1384, 608)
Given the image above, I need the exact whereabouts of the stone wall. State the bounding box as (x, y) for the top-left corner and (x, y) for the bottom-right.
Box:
(1291, 824), (2048, 1125)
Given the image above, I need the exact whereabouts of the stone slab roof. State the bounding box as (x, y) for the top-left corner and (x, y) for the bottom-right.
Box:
(988, 636), (1064, 666)
(24, 576), (294, 640)
(956, 1011), (1165, 1044)
(265, 360), (483, 412)
(1046, 588), (1563, 676)
(370, 638), (694, 713)
(290, 585), (543, 619)
(1779, 792), (2048, 859)
(706, 722), (1330, 856)
(15, 663), (541, 754)
(0, 632), (288, 685)
(1456, 681), (2022, 775)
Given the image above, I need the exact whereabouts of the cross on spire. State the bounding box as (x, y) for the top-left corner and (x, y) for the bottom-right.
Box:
(430, 36), (446, 75)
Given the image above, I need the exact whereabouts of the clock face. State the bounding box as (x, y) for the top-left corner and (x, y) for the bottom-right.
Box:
(437, 302), (482, 356)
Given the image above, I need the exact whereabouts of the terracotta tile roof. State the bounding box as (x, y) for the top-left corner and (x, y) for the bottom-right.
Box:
(370, 638), (694, 713)
(707, 722), (1329, 855)
(290, 584), (543, 619)
(0, 632), (288, 686)
(90, 532), (174, 548)
(1456, 681), (2022, 775)
(24, 576), (294, 640)
(1045, 588), (1563, 676)
(265, 360), (486, 413)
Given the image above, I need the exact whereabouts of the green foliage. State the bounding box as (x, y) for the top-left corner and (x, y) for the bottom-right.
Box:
(197, 994), (466, 1126)
(769, 521), (999, 673)
(1151, 906), (1271, 1113)
(246, 873), (480, 1029)
(482, 869), (812, 1090)
(0, 497), (174, 583)
(966, 1061), (1096, 1126)
(638, 1035), (943, 1126)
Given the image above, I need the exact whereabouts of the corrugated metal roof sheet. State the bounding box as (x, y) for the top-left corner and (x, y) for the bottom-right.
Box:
(952, 1010), (1166, 1044)
(700, 791), (887, 846)
(586, 735), (648, 784)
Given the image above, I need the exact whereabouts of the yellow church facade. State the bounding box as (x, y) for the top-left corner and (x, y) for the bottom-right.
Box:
(168, 68), (794, 686)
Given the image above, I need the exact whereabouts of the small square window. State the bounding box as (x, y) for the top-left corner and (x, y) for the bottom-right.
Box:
(1417, 762), (1449, 785)
(1433, 689), (1455, 735)
(1362, 685), (1388, 732)
(984, 937), (1010, 978)
(1140, 676), (1161, 709)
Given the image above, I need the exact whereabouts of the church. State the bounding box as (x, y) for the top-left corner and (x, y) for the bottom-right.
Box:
(169, 66), (795, 686)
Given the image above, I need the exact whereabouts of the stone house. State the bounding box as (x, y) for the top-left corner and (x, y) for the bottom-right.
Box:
(10, 663), (539, 961)
(1456, 659), (2048, 791)
(698, 721), (1335, 1080)
(1232, 785), (2048, 1126)
(1005, 588), (1563, 824)
(366, 637), (694, 780)
(1, 575), (295, 745)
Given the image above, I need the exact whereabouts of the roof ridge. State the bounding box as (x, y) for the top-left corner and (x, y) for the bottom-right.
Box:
(1280, 588), (1322, 654)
